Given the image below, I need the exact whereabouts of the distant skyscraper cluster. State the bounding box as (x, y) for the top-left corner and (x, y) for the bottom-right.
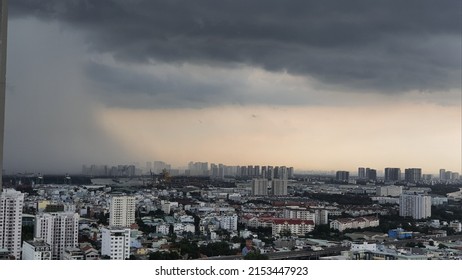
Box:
(350, 166), (460, 183)
(357, 167), (377, 181)
(439, 169), (460, 181)
(187, 161), (209, 176)
(82, 164), (138, 177)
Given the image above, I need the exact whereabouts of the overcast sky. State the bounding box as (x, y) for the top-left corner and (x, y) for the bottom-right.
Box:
(4, 0), (461, 174)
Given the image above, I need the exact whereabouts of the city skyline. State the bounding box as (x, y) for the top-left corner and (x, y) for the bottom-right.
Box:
(2, 1), (461, 174)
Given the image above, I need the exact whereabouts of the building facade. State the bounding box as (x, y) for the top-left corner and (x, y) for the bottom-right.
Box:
(101, 227), (131, 260)
(404, 168), (422, 183)
(283, 207), (315, 221)
(358, 168), (366, 179)
(336, 171), (349, 182)
(399, 194), (431, 219)
(271, 219), (315, 236)
(109, 195), (136, 227)
(376, 185), (403, 197)
(21, 240), (52, 260)
(271, 179), (288, 196)
(251, 178), (268, 196)
(0, 189), (24, 259)
(35, 212), (79, 260)
(330, 216), (380, 232)
(384, 168), (401, 182)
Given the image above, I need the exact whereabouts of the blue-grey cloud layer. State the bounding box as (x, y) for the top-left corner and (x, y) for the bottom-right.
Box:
(11, 0), (462, 95)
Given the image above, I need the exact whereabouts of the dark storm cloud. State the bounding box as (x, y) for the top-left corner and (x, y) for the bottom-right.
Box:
(84, 61), (317, 108)
(10, 0), (462, 93)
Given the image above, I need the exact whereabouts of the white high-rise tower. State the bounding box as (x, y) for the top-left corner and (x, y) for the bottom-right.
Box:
(109, 195), (136, 227)
(0, 189), (24, 259)
(35, 212), (79, 260)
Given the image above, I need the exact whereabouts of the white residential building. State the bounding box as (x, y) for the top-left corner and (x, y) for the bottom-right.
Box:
(271, 219), (315, 236)
(283, 207), (316, 222)
(399, 194), (431, 219)
(101, 227), (131, 260)
(173, 223), (195, 234)
(330, 216), (380, 232)
(21, 240), (52, 260)
(350, 242), (378, 252)
(272, 179), (288, 196)
(0, 189), (24, 259)
(109, 195), (136, 227)
(156, 223), (170, 235)
(219, 214), (238, 231)
(161, 202), (171, 214)
(35, 212), (79, 260)
(431, 196), (448, 206)
(376, 185), (403, 197)
(252, 179), (268, 196)
(449, 221), (462, 233)
(179, 215), (195, 223)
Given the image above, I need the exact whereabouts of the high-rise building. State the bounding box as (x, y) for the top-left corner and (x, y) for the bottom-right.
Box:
(35, 212), (79, 260)
(385, 168), (401, 182)
(336, 171), (349, 182)
(210, 163), (218, 178)
(246, 165), (253, 177)
(273, 166), (280, 179)
(101, 227), (131, 260)
(445, 171), (452, 181)
(358, 168), (366, 179)
(366, 168), (377, 181)
(279, 166), (288, 180)
(219, 214), (238, 231)
(251, 178), (268, 196)
(261, 166), (267, 179)
(218, 164), (225, 179)
(0, 189), (23, 259)
(272, 179), (288, 196)
(399, 194), (431, 219)
(240, 166), (247, 177)
(145, 161), (152, 173)
(109, 195), (136, 227)
(313, 209), (329, 225)
(288, 167), (294, 179)
(0, 0), (8, 190)
(404, 168), (422, 183)
(267, 166), (274, 180)
(253, 165), (260, 177)
(439, 169), (446, 181)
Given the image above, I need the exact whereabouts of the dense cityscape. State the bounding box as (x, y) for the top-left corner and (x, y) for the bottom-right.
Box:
(0, 0), (461, 268)
(1, 162), (462, 260)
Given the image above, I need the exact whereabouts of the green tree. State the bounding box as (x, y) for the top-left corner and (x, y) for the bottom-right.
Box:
(279, 229), (292, 237)
(244, 252), (269, 260)
(148, 251), (181, 260)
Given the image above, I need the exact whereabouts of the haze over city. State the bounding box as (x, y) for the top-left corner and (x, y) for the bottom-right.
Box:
(3, 0), (461, 174)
